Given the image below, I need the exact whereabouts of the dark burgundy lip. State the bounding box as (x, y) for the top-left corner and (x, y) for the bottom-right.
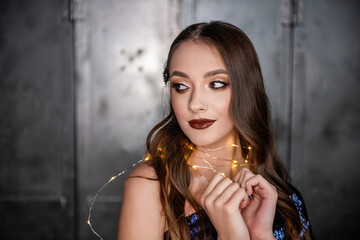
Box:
(188, 119), (216, 129)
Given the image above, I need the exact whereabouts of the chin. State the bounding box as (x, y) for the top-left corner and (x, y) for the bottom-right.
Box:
(188, 136), (224, 148)
(186, 136), (211, 147)
(186, 130), (236, 149)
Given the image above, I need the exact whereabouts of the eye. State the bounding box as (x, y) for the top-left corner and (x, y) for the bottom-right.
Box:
(171, 83), (189, 93)
(209, 81), (228, 89)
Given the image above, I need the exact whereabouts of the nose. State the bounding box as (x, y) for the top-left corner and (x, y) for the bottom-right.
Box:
(188, 87), (207, 113)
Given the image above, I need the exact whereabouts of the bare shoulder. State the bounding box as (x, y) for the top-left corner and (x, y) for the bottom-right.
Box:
(127, 161), (158, 179)
(121, 162), (160, 202)
(117, 162), (164, 240)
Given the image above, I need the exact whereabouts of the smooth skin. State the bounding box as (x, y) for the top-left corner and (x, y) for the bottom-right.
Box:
(117, 40), (278, 239)
(117, 163), (165, 239)
(170, 40), (235, 148)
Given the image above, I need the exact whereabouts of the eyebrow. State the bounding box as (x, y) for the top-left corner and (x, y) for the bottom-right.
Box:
(170, 69), (228, 79)
(204, 69), (228, 78)
(170, 71), (189, 79)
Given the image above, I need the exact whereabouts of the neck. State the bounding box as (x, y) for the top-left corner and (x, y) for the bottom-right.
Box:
(197, 128), (239, 150)
(188, 134), (248, 180)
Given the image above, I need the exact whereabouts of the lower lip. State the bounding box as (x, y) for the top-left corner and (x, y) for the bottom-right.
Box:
(188, 120), (215, 129)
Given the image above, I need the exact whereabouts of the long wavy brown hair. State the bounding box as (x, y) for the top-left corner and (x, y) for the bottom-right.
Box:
(145, 21), (311, 239)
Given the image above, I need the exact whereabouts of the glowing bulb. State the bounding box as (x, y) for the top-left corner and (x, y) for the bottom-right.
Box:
(232, 160), (237, 163)
(144, 155), (150, 161)
(245, 160), (248, 163)
(248, 146), (251, 150)
(232, 164), (238, 168)
(108, 176), (116, 182)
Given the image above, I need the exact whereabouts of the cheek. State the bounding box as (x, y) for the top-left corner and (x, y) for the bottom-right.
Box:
(213, 93), (232, 117)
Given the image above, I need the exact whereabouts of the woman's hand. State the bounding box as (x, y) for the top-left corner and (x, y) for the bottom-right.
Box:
(200, 174), (250, 240)
(234, 168), (278, 240)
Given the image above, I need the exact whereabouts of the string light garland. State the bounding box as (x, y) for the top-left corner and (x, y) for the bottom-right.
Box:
(87, 144), (252, 239)
(190, 144), (251, 182)
(87, 159), (143, 239)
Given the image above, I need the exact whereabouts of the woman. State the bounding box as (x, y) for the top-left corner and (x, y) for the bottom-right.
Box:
(117, 21), (313, 240)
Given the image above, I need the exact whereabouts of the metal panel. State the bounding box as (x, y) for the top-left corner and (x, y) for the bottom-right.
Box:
(291, 0), (360, 238)
(0, 0), (74, 239)
(74, 0), (169, 239)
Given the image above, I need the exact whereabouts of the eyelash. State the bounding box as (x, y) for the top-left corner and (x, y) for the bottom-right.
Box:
(209, 80), (228, 89)
(171, 80), (228, 93)
(171, 83), (189, 93)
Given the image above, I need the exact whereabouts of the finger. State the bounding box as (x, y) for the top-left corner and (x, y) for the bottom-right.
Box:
(233, 166), (251, 182)
(237, 168), (255, 189)
(201, 175), (232, 208)
(208, 177), (233, 199)
(244, 175), (277, 199)
(213, 182), (241, 205)
(201, 173), (224, 199)
(225, 187), (249, 212)
(239, 198), (249, 209)
(233, 170), (241, 182)
(233, 168), (245, 183)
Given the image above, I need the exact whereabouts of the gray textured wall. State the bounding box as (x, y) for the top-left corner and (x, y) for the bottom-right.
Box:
(1, 0), (359, 239)
(0, 0), (74, 239)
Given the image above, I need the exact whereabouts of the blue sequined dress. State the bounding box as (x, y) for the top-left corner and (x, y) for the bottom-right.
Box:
(164, 185), (313, 240)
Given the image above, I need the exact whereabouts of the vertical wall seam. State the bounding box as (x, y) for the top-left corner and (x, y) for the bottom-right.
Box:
(284, 0), (300, 171)
(69, 0), (80, 239)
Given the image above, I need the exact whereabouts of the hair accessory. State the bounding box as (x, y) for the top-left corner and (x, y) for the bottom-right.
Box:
(162, 69), (169, 84)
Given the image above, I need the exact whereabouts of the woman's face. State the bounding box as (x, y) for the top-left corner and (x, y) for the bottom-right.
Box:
(169, 40), (236, 148)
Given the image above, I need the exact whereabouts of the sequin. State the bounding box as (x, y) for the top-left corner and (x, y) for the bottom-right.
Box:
(289, 193), (310, 237)
(273, 226), (285, 240)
